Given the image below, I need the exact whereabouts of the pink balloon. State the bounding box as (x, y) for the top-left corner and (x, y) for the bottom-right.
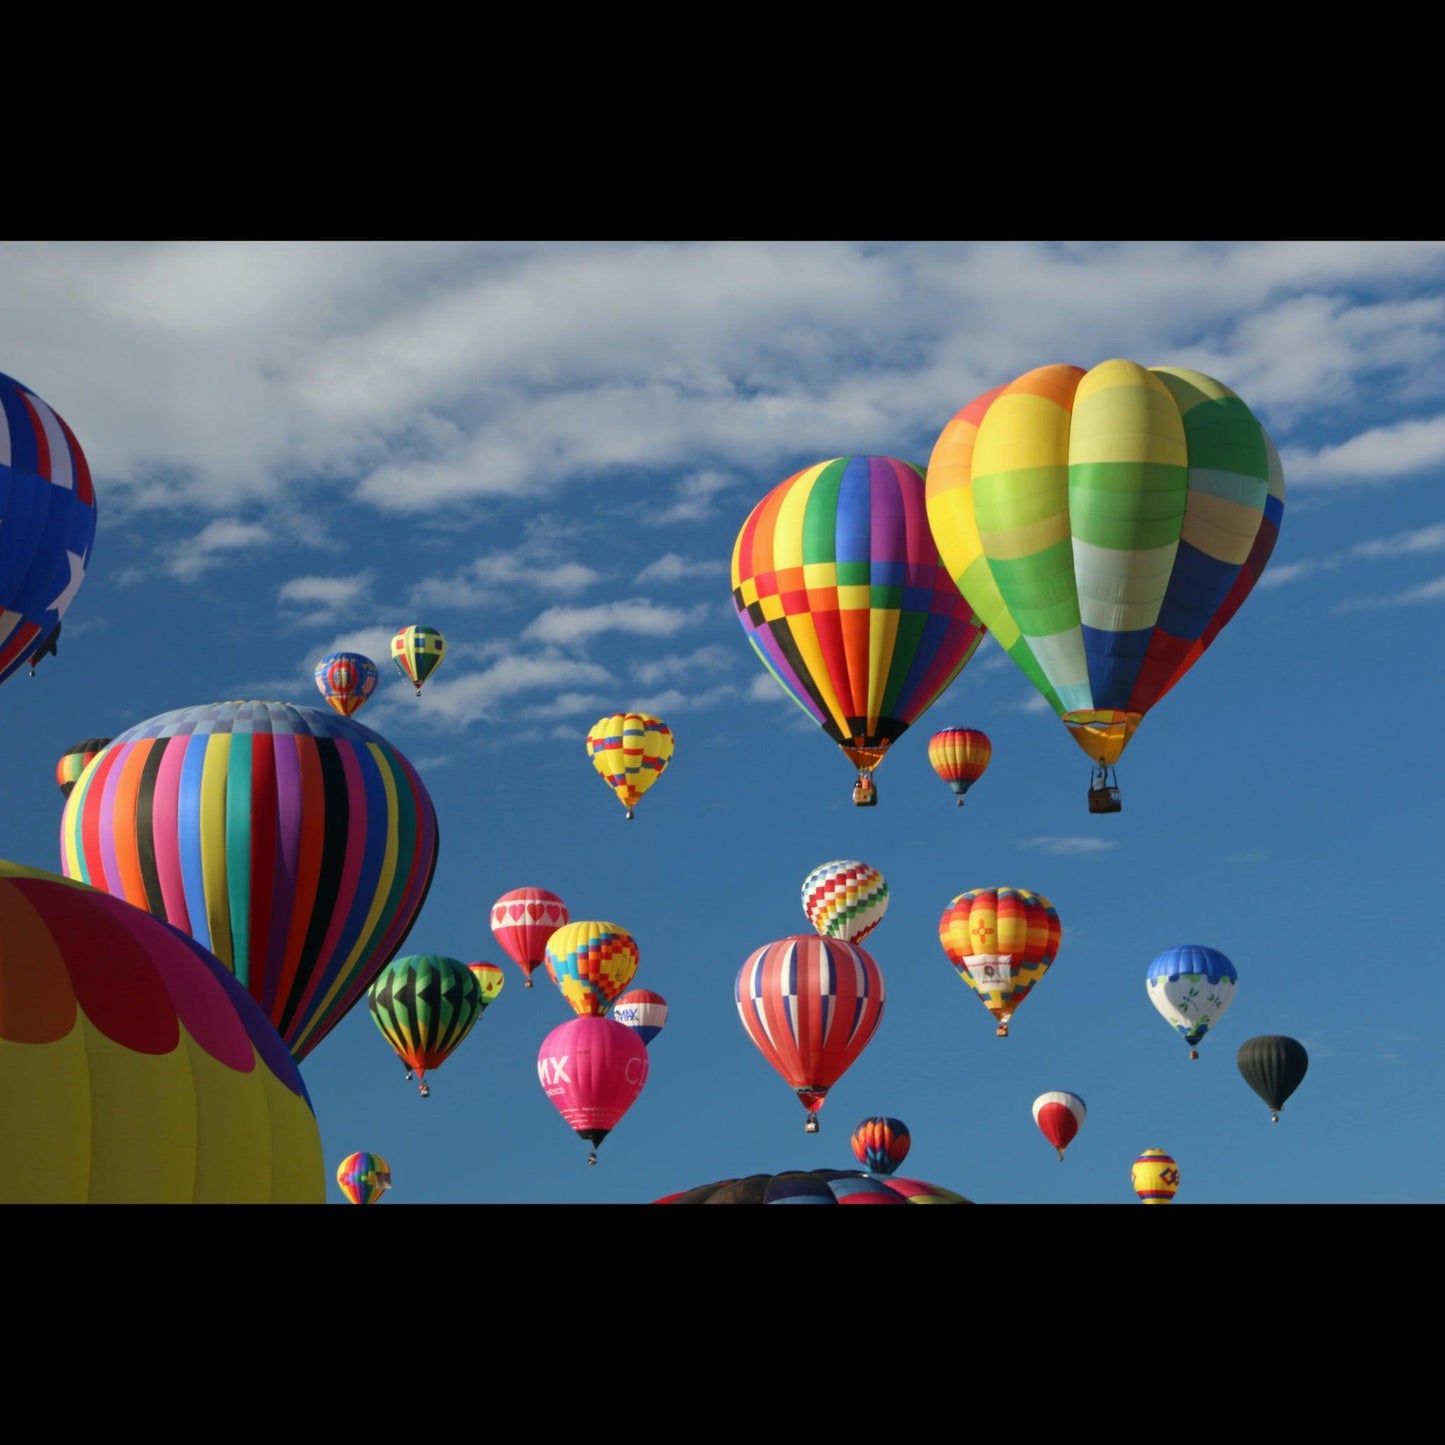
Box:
(537, 1014), (649, 1164)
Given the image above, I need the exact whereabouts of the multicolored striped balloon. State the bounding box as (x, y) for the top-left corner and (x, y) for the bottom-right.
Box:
(55, 737), (112, 799)
(801, 858), (889, 945)
(735, 934), (886, 1131)
(544, 919), (640, 1018)
(927, 727), (992, 806)
(58, 699), (439, 1063)
(938, 886), (1062, 1037)
(337, 1151), (392, 1205)
(0, 859), (324, 1203)
(0, 371), (97, 693)
(850, 1115), (911, 1175)
(731, 456), (987, 790)
(586, 712), (674, 819)
(925, 362), (1285, 770)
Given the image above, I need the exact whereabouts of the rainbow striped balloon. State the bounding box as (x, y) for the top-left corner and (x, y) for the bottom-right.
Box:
(801, 858), (889, 945)
(59, 699), (438, 1063)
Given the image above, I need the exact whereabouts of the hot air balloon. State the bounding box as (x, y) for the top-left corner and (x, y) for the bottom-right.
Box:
(927, 726), (991, 806)
(925, 361), (1285, 811)
(656, 1170), (970, 1204)
(337, 1151), (392, 1205)
(467, 961), (506, 1012)
(59, 699), (439, 1064)
(368, 954), (484, 1098)
(586, 712), (674, 820)
(55, 737), (111, 800)
(850, 1116), (910, 1175)
(1237, 1035), (1309, 1122)
(801, 859), (889, 945)
(391, 624), (446, 695)
(491, 886), (568, 989)
(730, 455), (988, 805)
(0, 371), (97, 695)
(938, 886), (1062, 1037)
(611, 987), (668, 1046)
(1131, 1148), (1180, 1204)
(736, 933), (886, 1133)
(315, 651), (379, 717)
(538, 1014), (649, 1164)
(0, 858), (324, 1203)
(1146, 945), (1239, 1060)
(1032, 1091), (1086, 1161)
(544, 919), (639, 1018)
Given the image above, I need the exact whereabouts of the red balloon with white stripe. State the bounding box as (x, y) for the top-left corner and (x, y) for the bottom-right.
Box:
(490, 886), (568, 988)
(735, 934), (886, 1133)
(1032, 1090), (1087, 1161)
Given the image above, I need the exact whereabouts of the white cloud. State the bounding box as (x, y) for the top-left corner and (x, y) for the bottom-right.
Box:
(522, 598), (710, 645)
(1333, 575), (1445, 612)
(164, 518), (273, 582)
(1016, 836), (1119, 856)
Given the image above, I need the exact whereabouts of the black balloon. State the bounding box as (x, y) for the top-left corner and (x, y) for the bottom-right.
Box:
(1237, 1035), (1309, 1121)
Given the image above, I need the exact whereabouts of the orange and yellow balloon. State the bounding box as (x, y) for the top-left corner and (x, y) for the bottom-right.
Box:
(938, 886), (1061, 1038)
(927, 727), (991, 806)
(544, 920), (640, 1018)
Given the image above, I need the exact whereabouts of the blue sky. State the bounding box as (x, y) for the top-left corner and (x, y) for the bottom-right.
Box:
(2, 239), (1441, 1206)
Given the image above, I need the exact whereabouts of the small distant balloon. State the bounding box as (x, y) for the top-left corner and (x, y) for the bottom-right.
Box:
(315, 651), (379, 717)
(850, 1116), (910, 1176)
(55, 737), (111, 799)
(1131, 1148), (1180, 1204)
(801, 859), (889, 945)
(337, 1151), (392, 1205)
(367, 954), (484, 1099)
(467, 961), (506, 1012)
(391, 625), (446, 695)
(611, 987), (668, 1046)
(927, 727), (992, 806)
(586, 712), (674, 820)
(1032, 1091), (1086, 1161)
(1237, 1034), (1309, 1122)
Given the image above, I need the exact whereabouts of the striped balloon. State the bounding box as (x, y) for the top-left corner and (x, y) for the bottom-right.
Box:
(586, 712), (674, 819)
(391, 624), (446, 695)
(926, 362), (1285, 771)
(938, 886), (1062, 1037)
(610, 986), (668, 1046)
(1131, 1148), (1180, 1204)
(337, 1151), (392, 1205)
(58, 699), (439, 1063)
(801, 858), (889, 945)
(731, 456), (987, 788)
(735, 934), (886, 1130)
(56, 737), (112, 799)
(850, 1115), (911, 1175)
(0, 370), (97, 693)
(368, 954), (483, 1096)
(927, 727), (992, 805)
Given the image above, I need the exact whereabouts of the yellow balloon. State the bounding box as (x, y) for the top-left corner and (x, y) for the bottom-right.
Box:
(1131, 1147), (1180, 1204)
(586, 713), (675, 819)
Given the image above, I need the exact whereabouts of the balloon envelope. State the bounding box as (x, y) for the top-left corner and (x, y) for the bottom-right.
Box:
(586, 712), (674, 818)
(467, 960), (506, 1010)
(537, 1014), (649, 1162)
(337, 1151), (391, 1205)
(801, 858), (889, 945)
(0, 371), (97, 693)
(1132, 1148), (1180, 1204)
(928, 727), (992, 803)
(0, 859), (323, 1202)
(735, 934), (886, 1126)
(1032, 1091), (1087, 1160)
(925, 361), (1285, 771)
(656, 1169), (970, 1204)
(544, 919), (640, 1018)
(368, 954), (483, 1090)
(58, 699), (439, 1063)
(391, 625), (446, 694)
(850, 1116), (910, 1175)
(939, 886), (1062, 1036)
(730, 455), (987, 788)
(315, 651), (379, 717)
(1146, 944), (1239, 1056)
(56, 737), (111, 799)
(611, 986), (668, 1046)
(1237, 1034), (1309, 1120)
(490, 886), (568, 988)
